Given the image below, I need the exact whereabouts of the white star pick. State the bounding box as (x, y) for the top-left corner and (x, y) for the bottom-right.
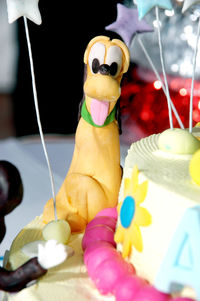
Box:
(182, 0), (200, 13)
(6, 0), (42, 25)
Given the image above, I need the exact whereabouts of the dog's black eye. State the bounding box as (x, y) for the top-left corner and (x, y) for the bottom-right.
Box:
(110, 62), (118, 76)
(92, 58), (100, 74)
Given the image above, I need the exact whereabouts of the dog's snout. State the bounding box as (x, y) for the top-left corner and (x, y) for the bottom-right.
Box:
(99, 64), (110, 75)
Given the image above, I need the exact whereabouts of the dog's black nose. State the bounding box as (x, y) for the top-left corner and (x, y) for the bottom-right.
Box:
(99, 64), (110, 75)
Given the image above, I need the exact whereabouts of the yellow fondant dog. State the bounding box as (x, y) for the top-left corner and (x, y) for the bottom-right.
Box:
(43, 36), (130, 232)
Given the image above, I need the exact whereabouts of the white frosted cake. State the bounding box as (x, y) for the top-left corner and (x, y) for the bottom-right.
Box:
(3, 128), (200, 301)
(115, 128), (200, 300)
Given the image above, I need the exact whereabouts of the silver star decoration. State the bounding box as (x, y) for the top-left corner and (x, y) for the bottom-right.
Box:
(182, 0), (200, 12)
(6, 0), (42, 25)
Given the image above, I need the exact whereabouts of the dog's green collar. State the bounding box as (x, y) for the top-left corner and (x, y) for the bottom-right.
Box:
(81, 100), (116, 127)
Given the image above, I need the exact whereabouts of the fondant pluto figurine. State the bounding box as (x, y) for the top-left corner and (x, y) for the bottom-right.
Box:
(43, 36), (130, 232)
(0, 161), (67, 292)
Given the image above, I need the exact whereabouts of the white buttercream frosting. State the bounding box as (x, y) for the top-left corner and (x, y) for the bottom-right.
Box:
(117, 132), (200, 299)
(4, 216), (114, 301)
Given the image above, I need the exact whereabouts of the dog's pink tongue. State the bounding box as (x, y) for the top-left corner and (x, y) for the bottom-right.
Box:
(90, 99), (109, 126)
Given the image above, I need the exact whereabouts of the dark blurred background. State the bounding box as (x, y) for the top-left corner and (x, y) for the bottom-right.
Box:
(13, 0), (123, 137)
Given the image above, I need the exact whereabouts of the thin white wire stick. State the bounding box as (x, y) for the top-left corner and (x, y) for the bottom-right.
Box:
(23, 17), (57, 220)
(155, 6), (173, 130)
(137, 35), (184, 129)
(189, 17), (200, 133)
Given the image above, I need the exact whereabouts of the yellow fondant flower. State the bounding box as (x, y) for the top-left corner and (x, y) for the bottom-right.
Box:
(115, 165), (152, 258)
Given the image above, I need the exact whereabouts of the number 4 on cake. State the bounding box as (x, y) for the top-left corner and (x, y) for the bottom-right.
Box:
(155, 206), (200, 300)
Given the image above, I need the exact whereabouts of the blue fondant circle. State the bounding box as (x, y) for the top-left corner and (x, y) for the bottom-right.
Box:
(120, 196), (136, 228)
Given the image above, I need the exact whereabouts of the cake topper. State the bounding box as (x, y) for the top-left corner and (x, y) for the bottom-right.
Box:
(0, 161), (23, 244)
(105, 3), (200, 154)
(182, 0), (200, 13)
(43, 36), (130, 232)
(6, 0), (76, 241)
(0, 161), (68, 292)
(6, 0), (42, 25)
(6, 0), (58, 222)
(105, 3), (153, 47)
(182, 0), (200, 133)
(105, 3), (184, 130)
(136, 0), (174, 130)
(135, 0), (173, 20)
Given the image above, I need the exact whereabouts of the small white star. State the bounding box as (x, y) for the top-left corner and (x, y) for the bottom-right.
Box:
(6, 0), (42, 25)
(182, 0), (200, 13)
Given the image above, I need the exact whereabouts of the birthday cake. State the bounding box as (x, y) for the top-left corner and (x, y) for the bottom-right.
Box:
(114, 128), (200, 300)
(2, 0), (200, 301)
(3, 127), (200, 301)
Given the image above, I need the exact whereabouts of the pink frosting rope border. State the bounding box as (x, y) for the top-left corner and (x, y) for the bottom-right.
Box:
(82, 207), (194, 301)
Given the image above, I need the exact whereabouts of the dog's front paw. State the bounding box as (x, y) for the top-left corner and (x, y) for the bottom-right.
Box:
(38, 239), (73, 269)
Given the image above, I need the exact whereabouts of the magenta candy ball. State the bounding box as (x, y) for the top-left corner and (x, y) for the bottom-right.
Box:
(84, 241), (115, 265)
(86, 216), (117, 231)
(82, 225), (115, 250)
(93, 256), (135, 295)
(86, 248), (120, 280)
(115, 275), (146, 301)
(96, 207), (118, 220)
(133, 286), (170, 301)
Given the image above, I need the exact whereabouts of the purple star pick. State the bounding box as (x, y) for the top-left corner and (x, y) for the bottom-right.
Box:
(105, 3), (153, 47)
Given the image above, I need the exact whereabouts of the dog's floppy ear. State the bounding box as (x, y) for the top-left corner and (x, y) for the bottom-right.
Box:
(84, 36), (109, 65)
(112, 39), (130, 74)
